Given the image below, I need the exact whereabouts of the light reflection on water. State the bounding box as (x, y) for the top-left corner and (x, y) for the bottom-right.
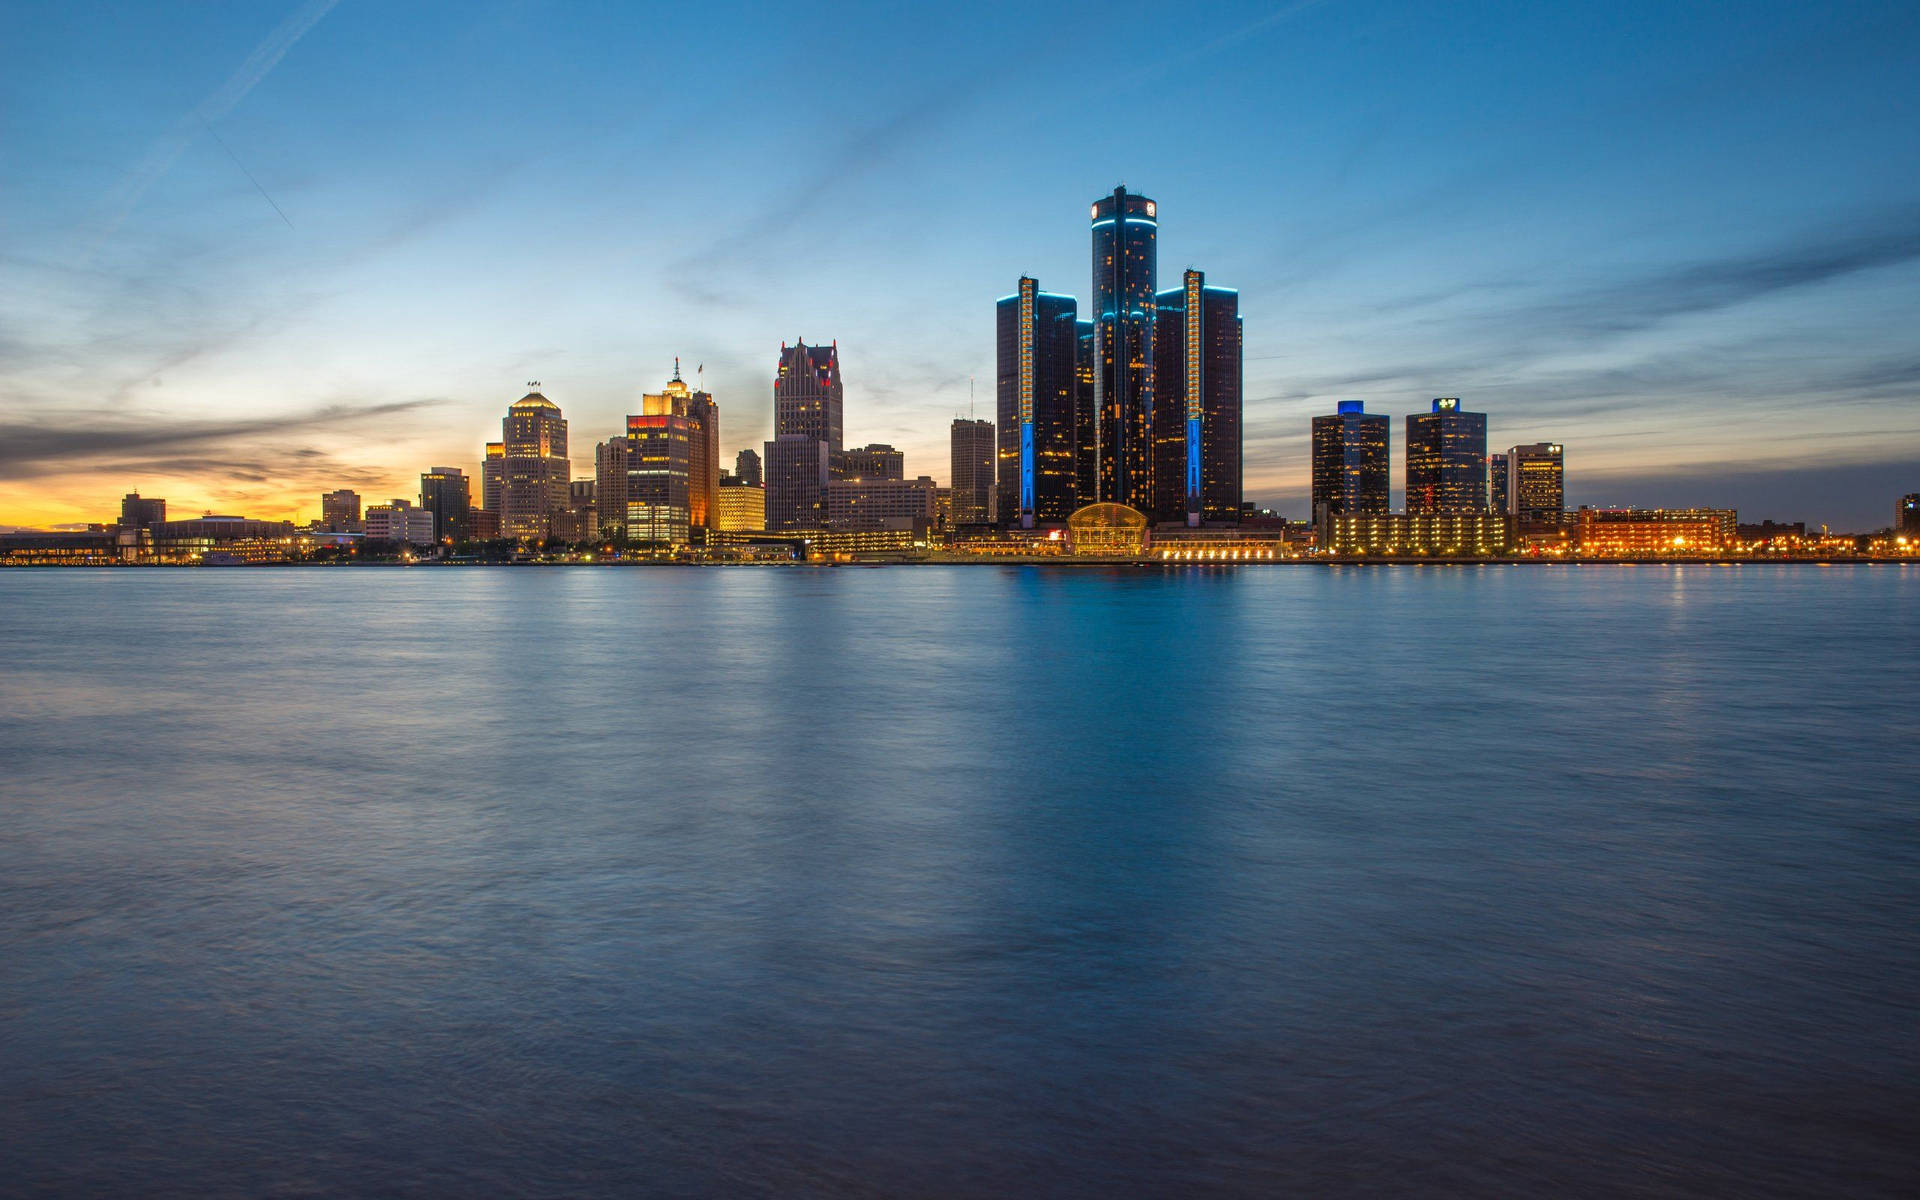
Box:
(1, 565), (1916, 1197)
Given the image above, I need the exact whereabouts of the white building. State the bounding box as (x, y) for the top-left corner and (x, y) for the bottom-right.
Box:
(363, 498), (437, 546)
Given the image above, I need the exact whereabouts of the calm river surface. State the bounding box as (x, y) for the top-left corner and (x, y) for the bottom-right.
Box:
(1, 565), (1916, 1197)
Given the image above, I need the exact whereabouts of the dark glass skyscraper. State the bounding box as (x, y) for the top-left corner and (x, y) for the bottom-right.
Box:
(996, 278), (1081, 526)
(1091, 187), (1158, 511)
(1488, 452), (1509, 516)
(1405, 397), (1488, 512)
(1074, 319), (1096, 505)
(1152, 269), (1243, 525)
(1507, 442), (1565, 524)
(1311, 401), (1390, 520)
(767, 341), (842, 531)
(950, 418), (994, 527)
(419, 466), (471, 543)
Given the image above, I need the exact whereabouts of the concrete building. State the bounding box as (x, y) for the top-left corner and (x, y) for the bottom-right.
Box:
(1575, 507), (1736, 554)
(1507, 442), (1565, 525)
(826, 475), (938, 532)
(119, 493), (166, 531)
(735, 447), (762, 488)
(950, 418), (994, 526)
(499, 389), (570, 540)
(320, 489), (361, 533)
(363, 499), (437, 547)
(1318, 510), (1515, 556)
(765, 434), (831, 531)
(595, 438), (631, 539)
(834, 443), (904, 481)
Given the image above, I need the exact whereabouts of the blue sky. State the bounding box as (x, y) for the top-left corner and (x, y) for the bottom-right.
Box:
(3, 0), (1917, 528)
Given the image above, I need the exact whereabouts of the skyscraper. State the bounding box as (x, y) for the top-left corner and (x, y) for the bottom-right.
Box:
(482, 443), (504, 514)
(644, 362), (719, 535)
(1152, 269), (1243, 525)
(1487, 453), (1509, 516)
(735, 448), (762, 488)
(835, 444), (905, 481)
(595, 438), (630, 538)
(1074, 318), (1096, 504)
(120, 492), (166, 530)
(996, 277), (1081, 526)
(1507, 442), (1565, 524)
(1899, 493), (1919, 534)
(320, 489), (360, 532)
(626, 409), (693, 546)
(1091, 186), (1158, 511)
(766, 342), (843, 532)
(950, 418), (994, 527)
(1311, 401), (1390, 520)
(1405, 398), (1488, 513)
(763, 434), (831, 530)
(499, 388), (569, 541)
(419, 467), (471, 543)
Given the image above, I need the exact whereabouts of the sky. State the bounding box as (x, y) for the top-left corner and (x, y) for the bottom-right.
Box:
(2, 0), (1917, 531)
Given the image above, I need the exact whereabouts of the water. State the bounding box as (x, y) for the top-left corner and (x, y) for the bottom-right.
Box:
(1, 565), (1915, 1197)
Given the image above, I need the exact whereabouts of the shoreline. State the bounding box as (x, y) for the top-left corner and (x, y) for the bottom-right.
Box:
(3, 556), (1911, 570)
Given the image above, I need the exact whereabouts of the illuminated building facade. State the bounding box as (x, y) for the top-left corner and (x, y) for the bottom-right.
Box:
(595, 438), (630, 538)
(826, 475), (938, 532)
(1507, 442), (1565, 524)
(626, 411), (693, 546)
(551, 480), (597, 544)
(735, 448), (762, 488)
(764, 434), (831, 531)
(1091, 187), (1158, 511)
(643, 362), (719, 534)
(419, 467), (470, 543)
(715, 479), (766, 532)
(1074, 319), (1096, 503)
(1068, 502), (1149, 556)
(120, 493), (166, 530)
(320, 489), (360, 533)
(950, 418), (994, 526)
(500, 390), (570, 540)
(1310, 402), (1390, 520)
(1487, 453), (1508, 516)
(1575, 507), (1736, 554)
(481, 443), (504, 514)
(1152, 269), (1242, 525)
(996, 278), (1081, 526)
(363, 500), (436, 547)
(1405, 398), (1488, 512)
(834, 443), (904, 481)
(1318, 510), (1514, 556)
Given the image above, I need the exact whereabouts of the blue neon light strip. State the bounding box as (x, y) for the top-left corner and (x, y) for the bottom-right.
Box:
(1187, 416), (1202, 501)
(1020, 423), (1035, 514)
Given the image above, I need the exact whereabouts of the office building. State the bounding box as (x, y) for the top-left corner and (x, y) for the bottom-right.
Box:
(1074, 319), (1096, 503)
(1901, 493), (1920, 533)
(1507, 442), (1565, 524)
(549, 480), (597, 544)
(626, 409), (694, 546)
(1487, 454), (1508, 516)
(481, 443), (504, 514)
(468, 509), (501, 540)
(950, 418), (995, 526)
(643, 361), (719, 533)
(595, 438), (630, 538)
(715, 479), (767, 532)
(735, 448), (762, 488)
(996, 277), (1081, 527)
(1090, 187), (1159, 511)
(363, 499), (436, 547)
(766, 341), (842, 533)
(1310, 402), (1390, 520)
(499, 389), (569, 540)
(120, 493), (166, 530)
(826, 475), (938, 532)
(1405, 398), (1488, 513)
(1318, 510), (1514, 556)
(764, 435), (831, 531)
(419, 467), (471, 543)
(1576, 508), (1736, 554)
(835, 443), (905, 481)
(1152, 268), (1243, 525)
(320, 489), (361, 533)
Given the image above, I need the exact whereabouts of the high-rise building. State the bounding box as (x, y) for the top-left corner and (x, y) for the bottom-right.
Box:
(996, 277), (1081, 527)
(419, 467), (471, 543)
(1311, 402), (1390, 520)
(481, 443), (504, 513)
(642, 361), (719, 534)
(767, 342), (842, 532)
(715, 479), (766, 532)
(1405, 398), (1488, 513)
(363, 499), (436, 547)
(1074, 319), (1096, 504)
(551, 479), (597, 544)
(595, 438), (630, 538)
(1899, 493), (1920, 533)
(120, 492), (166, 530)
(826, 476), (938, 532)
(1507, 442), (1565, 524)
(1091, 186), (1158, 511)
(950, 418), (994, 527)
(1487, 453), (1509, 516)
(626, 410), (694, 546)
(1152, 269), (1243, 525)
(764, 435), (831, 531)
(735, 448), (762, 488)
(834, 443), (904, 481)
(320, 489), (360, 532)
(499, 389), (569, 540)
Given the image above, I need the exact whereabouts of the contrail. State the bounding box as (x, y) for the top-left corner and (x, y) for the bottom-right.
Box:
(84, 0), (339, 260)
(200, 118), (296, 229)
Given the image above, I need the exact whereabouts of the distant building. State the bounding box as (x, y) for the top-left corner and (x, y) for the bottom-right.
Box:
(1152, 268), (1243, 525)
(1318, 510), (1514, 556)
(826, 475), (937, 532)
(482, 443), (505, 514)
(320, 489), (361, 533)
(1310, 402), (1390, 520)
(595, 438), (630, 538)
(735, 448), (762, 488)
(147, 516), (298, 563)
(120, 492), (166, 530)
(764, 434), (831, 531)
(644, 361), (719, 534)
(997, 277), (1081, 526)
(1487, 454), (1508, 516)
(500, 389), (569, 540)
(1738, 520), (1806, 543)
(552, 479), (597, 544)
(419, 467), (471, 543)
(715, 479), (766, 532)
(834, 443), (905, 481)
(950, 418), (994, 526)
(1576, 507), (1735, 554)
(1507, 442), (1565, 524)
(468, 509), (502, 540)
(1901, 493), (1920, 533)
(362, 500), (436, 547)
(1405, 398), (1488, 513)
(626, 410), (694, 546)
(1068, 502), (1149, 556)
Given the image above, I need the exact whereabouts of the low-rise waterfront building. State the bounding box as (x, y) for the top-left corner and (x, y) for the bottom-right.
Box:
(825, 475), (937, 532)
(363, 500), (436, 547)
(1575, 507), (1736, 554)
(715, 478), (767, 532)
(1318, 510), (1515, 556)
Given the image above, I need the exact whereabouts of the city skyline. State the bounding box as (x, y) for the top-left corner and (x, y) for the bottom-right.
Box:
(4, 1), (1919, 531)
